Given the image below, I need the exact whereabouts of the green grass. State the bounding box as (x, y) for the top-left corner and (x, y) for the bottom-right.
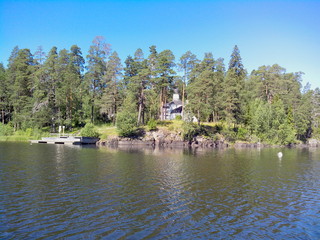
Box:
(157, 119), (184, 132)
(0, 128), (50, 142)
(0, 135), (41, 142)
(95, 124), (119, 140)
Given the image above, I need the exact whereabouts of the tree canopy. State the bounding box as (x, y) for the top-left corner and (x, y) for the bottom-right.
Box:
(1, 39), (318, 144)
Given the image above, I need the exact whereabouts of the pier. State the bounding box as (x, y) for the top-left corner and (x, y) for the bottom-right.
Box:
(30, 136), (99, 145)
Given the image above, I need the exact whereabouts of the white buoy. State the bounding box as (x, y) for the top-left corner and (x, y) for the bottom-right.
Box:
(277, 152), (283, 159)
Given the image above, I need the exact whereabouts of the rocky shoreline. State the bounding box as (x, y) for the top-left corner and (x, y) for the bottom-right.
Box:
(96, 129), (320, 148)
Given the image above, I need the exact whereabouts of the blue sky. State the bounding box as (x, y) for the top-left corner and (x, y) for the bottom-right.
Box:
(1, 0), (319, 89)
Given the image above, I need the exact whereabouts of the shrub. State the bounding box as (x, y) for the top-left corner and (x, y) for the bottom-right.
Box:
(147, 119), (157, 131)
(213, 123), (223, 134)
(236, 127), (249, 141)
(80, 123), (100, 138)
(175, 115), (182, 120)
(221, 126), (237, 142)
(25, 128), (33, 137)
(0, 123), (14, 136)
(182, 122), (201, 141)
(116, 111), (137, 137)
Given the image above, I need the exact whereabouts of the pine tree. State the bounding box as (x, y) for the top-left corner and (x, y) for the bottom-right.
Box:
(154, 49), (176, 120)
(100, 51), (122, 124)
(34, 46), (46, 65)
(68, 45), (85, 126)
(124, 49), (150, 125)
(311, 88), (320, 138)
(86, 36), (110, 123)
(212, 58), (225, 121)
(116, 93), (138, 137)
(223, 45), (246, 124)
(0, 63), (9, 124)
(187, 53), (215, 124)
(179, 51), (199, 116)
(293, 86), (313, 141)
(7, 49), (35, 130)
(43, 47), (59, 131)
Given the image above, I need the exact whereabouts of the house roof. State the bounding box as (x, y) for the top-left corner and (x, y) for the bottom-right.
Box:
(169, 99), (182, 106)
(171, 106), (182, 114)
(163, 99), (182, 108)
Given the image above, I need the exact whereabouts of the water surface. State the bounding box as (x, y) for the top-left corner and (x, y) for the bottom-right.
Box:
(1, 143), (320, 239)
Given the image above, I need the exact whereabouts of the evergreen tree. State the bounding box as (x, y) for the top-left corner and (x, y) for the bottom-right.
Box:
(34, 46), (46, 65)
(124, 49), (150, 124)
(68, 45), (85, 126)
(249, 64), (301, 107)
(294, 86), (313, 141)
(7, 49), (35, 130)
(311, 88), (320, 138)
(134, 49), (149, 124)
(154, 49), (176, 120)
(223, 45), (246, 124)
(187, 53), (215, 124)
(43, 47), (59, 131)
(116, 93), (138, 137)
(100, 51), (122, 124)
(179, 51), (199, 115)
(86, 36), (110, 123)
(212, 58), (226, 121)
(0, 63), (9, 124)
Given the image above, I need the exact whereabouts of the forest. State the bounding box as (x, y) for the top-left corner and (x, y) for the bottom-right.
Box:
(0, 36), (320, 145)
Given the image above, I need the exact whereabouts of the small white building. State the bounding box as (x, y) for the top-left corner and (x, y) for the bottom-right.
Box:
(163, 90), (183, 120)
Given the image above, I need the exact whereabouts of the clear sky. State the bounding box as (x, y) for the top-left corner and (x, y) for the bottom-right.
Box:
(1, 0), (319, 89)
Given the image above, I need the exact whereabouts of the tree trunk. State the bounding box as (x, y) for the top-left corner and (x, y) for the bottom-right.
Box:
(1, 109), (4, 124)
(113, 78), (117, 125)
(113, 95), (116, 125)
(160, 88), (164, 120)
(182, 82), (185, 119)
(138, 84), (145, 125)
(138, 100), (142, 125)
(91, 103), (94, 124)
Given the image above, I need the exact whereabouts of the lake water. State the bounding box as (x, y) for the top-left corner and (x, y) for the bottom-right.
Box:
(1, 142), (320, 239)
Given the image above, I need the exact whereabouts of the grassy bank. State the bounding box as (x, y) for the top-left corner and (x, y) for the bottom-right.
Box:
(1, 120), (312, 145)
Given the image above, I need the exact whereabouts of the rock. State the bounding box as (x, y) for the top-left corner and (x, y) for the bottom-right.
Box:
(307, 139), (320, 147)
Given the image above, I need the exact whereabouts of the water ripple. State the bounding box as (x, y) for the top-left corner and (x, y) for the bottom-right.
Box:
(1, 144), (320, 239)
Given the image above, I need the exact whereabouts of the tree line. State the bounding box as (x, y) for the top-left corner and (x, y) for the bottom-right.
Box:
(0, 36), (319, 144)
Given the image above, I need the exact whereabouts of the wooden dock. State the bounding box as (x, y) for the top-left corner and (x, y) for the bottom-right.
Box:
(30, 136), (99, 145)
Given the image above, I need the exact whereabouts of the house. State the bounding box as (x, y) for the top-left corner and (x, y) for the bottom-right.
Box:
(163, 90), (183, 120)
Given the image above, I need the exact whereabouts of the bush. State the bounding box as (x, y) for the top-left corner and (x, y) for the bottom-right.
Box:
(147, 119), (157, 131)
(80, 123), (100, 138)
(182, 122), (202, 141)
(221, 127), (237, 142)
(236, 127), (249, 141)
(213, 123), (223, 134)
(0, 123), (14, 136)
(175, 115), (182, 120)
(116, 111), (137, 137)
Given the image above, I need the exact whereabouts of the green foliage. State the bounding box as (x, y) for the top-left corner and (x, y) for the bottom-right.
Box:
(116, 111), (137, 137)
(147, 119), (157, 131)
(222, 45), (246, 124)
(175, 115), (182, 120)
(236, 127), (249, 141)
(246, 99), (297, 144)
(2, 43), (318, 145)
(0, 125), (49, 142)
(116, 94), (138, 137)
(221, 127), (237, 142)
(80, 123), (100, 138)
(182, 122), (202, 141)
(0, 123), (14, 136)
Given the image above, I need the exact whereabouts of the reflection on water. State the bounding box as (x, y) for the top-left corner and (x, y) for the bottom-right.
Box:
(1, 143), (320, 239)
